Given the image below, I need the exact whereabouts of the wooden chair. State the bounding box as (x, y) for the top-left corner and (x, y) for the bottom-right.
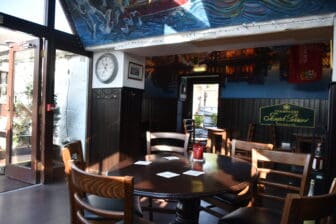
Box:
(61, 141), (86, 224)
(146, 131), (189, 156)
(218, 177), (336, 224)
(70, 161), (153, 224)
(251, 148), (312, 207)
(145, 131), (189, 220)
(282, 177), (336, 224)
(267, 124), (277, 148)
(183, 118), (195, 149)
(61, 141), (144, 224)
(280, 179), (336, 224)
(201, 139), (274, 217)
(210, 130), (228, 155)
(330, 177), (336, 194)
(246, 123), (256, 141)
(218, 148), (313, 224)
(246, 123), (277, 147)
(230, 139), (274, 162)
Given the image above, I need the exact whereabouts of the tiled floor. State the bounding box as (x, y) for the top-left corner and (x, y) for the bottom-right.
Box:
(0, 180), (221, 224)
(0, 175), (32, 192)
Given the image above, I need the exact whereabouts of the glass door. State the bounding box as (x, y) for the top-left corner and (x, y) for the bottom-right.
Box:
(5, 39), (41, 184)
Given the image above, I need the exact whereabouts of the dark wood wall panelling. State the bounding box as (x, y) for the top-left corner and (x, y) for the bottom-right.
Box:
(218, 98), (328, 147)
(141, 97), (178, 132)
(141, 93), (329, 152)
(120, 88), (144, 156)
(90, 87), (143, 172)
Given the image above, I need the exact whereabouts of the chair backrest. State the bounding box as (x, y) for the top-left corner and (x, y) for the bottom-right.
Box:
(280, 177), (336, 224)
(251, 148), (312, 209)
(267, 124), (277, 147)
(231, 139), (274, 162)
(209, 130), (228, 155)
(70, 161), (135, 224)
(329, 177), (336, 194)
(61, 140), (85, 224)
(62, 141), (85, 175)
(146, 131), (190, 156)
(183, 119), (195, 144)
(246, 123), (256, 141)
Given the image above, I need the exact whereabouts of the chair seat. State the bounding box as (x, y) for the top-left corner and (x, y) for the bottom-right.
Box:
(218, 207), (281, 224)
(87, 215), (154, 224)
(211, 190), (251, 207)
(85, 195), (143, 219)
(79, 195), (152, 224)
(115, 216), (155, 224)
(202, 183), (253, 217)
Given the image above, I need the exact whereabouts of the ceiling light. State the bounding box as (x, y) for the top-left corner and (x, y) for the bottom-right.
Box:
(193, 64), (207, 72)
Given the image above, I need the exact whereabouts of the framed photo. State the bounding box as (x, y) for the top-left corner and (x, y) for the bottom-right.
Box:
(128, 62), (143, 80)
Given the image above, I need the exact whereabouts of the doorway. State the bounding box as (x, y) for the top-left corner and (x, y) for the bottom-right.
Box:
(192, 83), (219, 139)
(180, 75), (220, 138)
(0, 27), (41, 186)
(5, 39), (41, 184)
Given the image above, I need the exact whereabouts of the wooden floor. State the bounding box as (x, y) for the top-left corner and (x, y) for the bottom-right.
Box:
(0, 180), (221, 224)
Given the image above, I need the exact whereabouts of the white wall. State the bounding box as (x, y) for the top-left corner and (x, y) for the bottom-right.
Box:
(54, 53), (89, 152)
(92, 50), (145, 89)
(92, 50), (125, 88)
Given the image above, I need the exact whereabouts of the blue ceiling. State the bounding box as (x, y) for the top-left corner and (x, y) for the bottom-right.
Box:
(61, 0), (336, 48)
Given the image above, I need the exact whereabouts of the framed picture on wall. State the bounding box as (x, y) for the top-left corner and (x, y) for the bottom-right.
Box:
(128, 62), (143, 80)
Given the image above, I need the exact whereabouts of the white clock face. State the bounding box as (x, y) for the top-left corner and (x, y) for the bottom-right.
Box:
(95, 53), (118, 83)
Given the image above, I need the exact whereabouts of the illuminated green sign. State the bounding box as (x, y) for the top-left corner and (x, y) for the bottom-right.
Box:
(260, 103), (315, 128)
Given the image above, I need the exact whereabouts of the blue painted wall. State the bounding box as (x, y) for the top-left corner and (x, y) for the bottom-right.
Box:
(144, 67), (330, 99)
(221, 67), (330, 99)
(62, 0), (336, 48)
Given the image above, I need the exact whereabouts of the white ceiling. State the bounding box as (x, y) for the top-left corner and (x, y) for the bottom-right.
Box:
(120, 26), (333, 57)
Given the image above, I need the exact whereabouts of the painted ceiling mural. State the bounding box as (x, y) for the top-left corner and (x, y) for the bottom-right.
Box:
(61, 0), (336, 48)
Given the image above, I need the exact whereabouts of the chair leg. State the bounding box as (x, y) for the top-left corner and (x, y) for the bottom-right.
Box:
(211, 135), (216, 154)
(149, 198), (153, 221)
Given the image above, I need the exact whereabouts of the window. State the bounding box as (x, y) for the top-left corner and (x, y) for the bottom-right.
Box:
(0, 71), (7, 103)
(0, 0), (45, 25)
(55, 0), (73, 34)
(1, 0), (72, 33)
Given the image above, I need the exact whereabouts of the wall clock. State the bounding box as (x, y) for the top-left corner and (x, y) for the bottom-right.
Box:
(95, 53), (118, 83)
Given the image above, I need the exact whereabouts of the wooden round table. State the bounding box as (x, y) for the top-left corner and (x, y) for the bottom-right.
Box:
(108, 153), (255, 224)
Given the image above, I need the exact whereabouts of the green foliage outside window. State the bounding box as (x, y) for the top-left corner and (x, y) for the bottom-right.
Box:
(210, 113), (217, 126)
(194, 115), (204, 128)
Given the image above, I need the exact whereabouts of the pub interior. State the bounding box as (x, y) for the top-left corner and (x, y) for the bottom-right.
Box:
(0, 0), (336, 224)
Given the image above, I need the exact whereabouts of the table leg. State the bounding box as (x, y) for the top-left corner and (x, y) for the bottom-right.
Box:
(206, 131), (212, 152)
(170, 198), (200, 224)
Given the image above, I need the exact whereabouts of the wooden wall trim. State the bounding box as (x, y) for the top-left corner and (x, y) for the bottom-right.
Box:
(326, 82), (336, 184)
